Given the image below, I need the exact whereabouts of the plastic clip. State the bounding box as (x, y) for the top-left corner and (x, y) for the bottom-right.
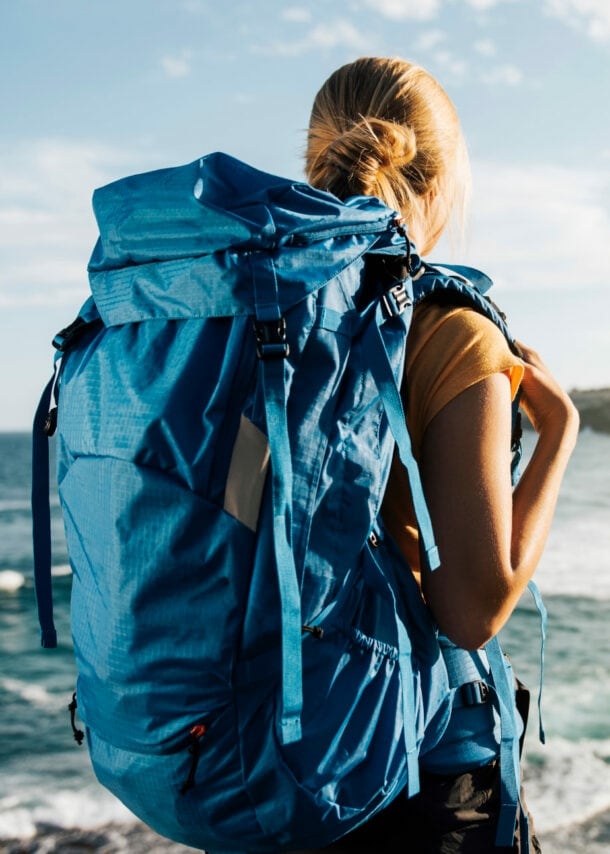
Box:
(461, 680), (490, 706)
(52, 317), (91, 352)
(381, 282), (412, 318)
(253, 317), (289, 360)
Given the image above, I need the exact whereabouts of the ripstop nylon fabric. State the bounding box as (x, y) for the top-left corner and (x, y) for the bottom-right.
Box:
(31, 153), (533, 853)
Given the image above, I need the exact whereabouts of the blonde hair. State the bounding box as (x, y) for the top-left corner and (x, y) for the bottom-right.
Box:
(305, 57), (470, 253)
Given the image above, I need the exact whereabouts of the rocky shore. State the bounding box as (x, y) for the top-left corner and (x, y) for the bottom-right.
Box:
(569, 387), (610, 434)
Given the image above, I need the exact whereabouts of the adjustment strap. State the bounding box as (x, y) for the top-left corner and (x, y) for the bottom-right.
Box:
(31, 366), (60, 648)
(486, 637), (521, 848)
(252, 258), (302, 745)
(527, 580), (547, 744)
(363, 305), (440, 572)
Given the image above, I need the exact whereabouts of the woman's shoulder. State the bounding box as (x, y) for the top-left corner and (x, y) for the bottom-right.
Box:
(409, 298), (521, 375)
(405, 299), (524, 451)
(410, 299), (510, 351)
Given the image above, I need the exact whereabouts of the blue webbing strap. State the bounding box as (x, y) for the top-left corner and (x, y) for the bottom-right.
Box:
(485, 636), (523, 850)
(364, 539), (420, 796)
(31, 371), (58, 649)
(253, 259), (302, 745)
(527, 580), (547, 744)
(363, 305), (440, 573)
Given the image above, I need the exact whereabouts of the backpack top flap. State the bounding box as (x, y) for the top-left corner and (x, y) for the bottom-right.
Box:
(87, 152), (402, 326)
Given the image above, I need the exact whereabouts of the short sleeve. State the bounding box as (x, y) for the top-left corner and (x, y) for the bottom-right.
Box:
(404, 302), (524, 457)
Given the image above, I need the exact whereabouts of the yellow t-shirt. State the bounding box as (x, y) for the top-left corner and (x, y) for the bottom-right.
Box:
(382, 300), (524, 574)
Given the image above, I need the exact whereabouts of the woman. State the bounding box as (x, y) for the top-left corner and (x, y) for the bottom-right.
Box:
(303, 57), (579, 852)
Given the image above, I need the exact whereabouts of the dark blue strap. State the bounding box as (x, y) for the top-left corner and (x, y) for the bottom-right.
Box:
(486, 636), (521, 848)
(31, 371), (58, 648)
(527, 580), (547, 744)
(363, 305), (440, 572)
(428, 262), (493, 295)
(253, 261), (302, 745)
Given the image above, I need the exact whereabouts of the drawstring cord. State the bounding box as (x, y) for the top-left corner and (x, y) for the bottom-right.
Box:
(68, 693), (85, 745)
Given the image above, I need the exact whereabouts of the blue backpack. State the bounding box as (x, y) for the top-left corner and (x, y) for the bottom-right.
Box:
(32, 153), (540, 853)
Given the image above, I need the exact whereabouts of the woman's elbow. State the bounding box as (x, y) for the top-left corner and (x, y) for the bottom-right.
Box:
(428, 588), (512, 650)
(437, 618), (499, 652)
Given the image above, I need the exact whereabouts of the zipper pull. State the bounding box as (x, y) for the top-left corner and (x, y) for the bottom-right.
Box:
(180, 724), (207, 795)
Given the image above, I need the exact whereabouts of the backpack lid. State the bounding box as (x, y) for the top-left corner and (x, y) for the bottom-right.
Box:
(87, 153), (403, 326)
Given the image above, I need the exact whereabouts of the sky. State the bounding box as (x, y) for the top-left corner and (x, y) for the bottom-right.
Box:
(1, 0), (609, 431)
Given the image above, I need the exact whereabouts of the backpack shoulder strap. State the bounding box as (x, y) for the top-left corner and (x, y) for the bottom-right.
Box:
(363, 300), (440, 574)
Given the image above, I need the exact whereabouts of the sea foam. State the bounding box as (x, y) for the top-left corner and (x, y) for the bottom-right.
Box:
(0, 570), (25, 592)
(0, 785), (136, 840)
(524, 736), (610, 834)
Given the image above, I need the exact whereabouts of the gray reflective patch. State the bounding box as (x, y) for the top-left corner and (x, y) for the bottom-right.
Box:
(223, 415), (270, 532)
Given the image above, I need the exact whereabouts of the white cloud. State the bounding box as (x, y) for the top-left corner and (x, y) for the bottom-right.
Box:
(0, 280), (89, 310)
(255, 19), (370, 56)
(0, 139), (158, 307)
(474, 38), (497, 56)
(545, 0), (610, 41)
(435, 50), (469, 80)
(281, 7), (312, 23)
(415, 29), (447, 51)
(480, 63), (523, 85)
(463, 161), (610, 292)
(182, 0), (206, 15)
(465, 0), (502, 10)
(368, 0), (509, 18)
(363, 0), (441, 21)
(233, 92), (256, 105)
(160, 50), (193, 79)
(258, 0), (610, 47)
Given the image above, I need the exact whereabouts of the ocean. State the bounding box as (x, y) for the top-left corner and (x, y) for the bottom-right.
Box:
(0, 425), (609, 853)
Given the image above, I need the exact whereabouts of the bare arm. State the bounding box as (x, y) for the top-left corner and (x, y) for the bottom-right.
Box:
(418, 344), (579, 650)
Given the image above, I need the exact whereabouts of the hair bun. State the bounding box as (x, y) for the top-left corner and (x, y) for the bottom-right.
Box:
(366, 117), (417, 169)
(326, 117), (417, 195)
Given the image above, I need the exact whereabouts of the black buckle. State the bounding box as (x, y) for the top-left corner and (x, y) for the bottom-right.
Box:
(381, 282), (412, 318)
(52, 316), (92, 352)
(460, 681), (490, 706)
(253, 317), (289, 360)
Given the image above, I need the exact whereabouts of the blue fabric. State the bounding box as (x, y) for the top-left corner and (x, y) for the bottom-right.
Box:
(420, 640), (507, 775)
(30, 153), (538, 853)
(88, 153), (396, 327)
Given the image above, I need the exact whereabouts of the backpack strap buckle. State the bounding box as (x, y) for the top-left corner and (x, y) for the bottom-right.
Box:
(381, 282), (412, 318)
(460, 680), (490, 706)
(253, 317), (290, 359)
(52, 298), (102, 352)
